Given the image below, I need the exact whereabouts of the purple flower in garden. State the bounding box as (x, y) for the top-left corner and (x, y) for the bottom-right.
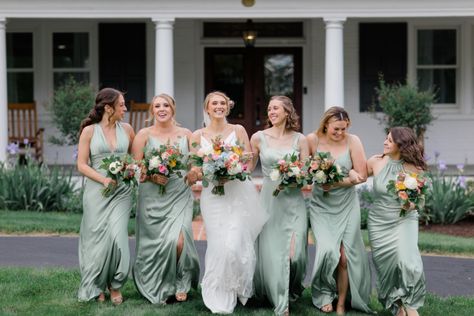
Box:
(456, 164), (465, 173)
(438, 160), (447, 171)
(457, 175), (467, 189)
(424, 154), (431, 162)
(23, 138), (29, 145)
(434, 150), (440, 159)
(73, 148), (79, 161)
(6, 142), (19, 155)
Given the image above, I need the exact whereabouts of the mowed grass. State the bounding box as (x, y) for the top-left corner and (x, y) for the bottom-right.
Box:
(0, 210), (136, 235)
(0, 268), (473, 316)
(2, 210), (474, 256)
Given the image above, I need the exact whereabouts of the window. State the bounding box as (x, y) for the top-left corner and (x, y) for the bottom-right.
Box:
(416, 29), (457, 104)
(7, 33), (34, 102)
(52, 32), (90, 89)
(359, 23), (407, 111)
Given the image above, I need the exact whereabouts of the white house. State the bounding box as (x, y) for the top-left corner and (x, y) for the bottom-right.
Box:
(1, 0), (473, 170)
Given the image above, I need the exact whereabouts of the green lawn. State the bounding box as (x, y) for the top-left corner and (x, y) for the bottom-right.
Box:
(1, 210), (474, 256)
(0, 268), (473, 316)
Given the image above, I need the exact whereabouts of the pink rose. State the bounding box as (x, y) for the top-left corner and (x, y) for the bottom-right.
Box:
(398, 191), (408, 200)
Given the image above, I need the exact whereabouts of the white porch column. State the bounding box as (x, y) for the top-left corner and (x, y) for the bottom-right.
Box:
(152, 18), (175, 97)
(324, 17), (346, 110)
(0, 18), (8, 162)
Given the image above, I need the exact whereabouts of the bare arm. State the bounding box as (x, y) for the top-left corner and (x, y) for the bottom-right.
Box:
(298, 133), (310, 161)
(249, 131), (261, 172)
(131, 128), (148, 161)
(186, 129), (203, 185)
(235, 124), (252, 153)
(121, 122), (136, 153)
(306, 132), (318, 156)
(77, 125), (113, 187)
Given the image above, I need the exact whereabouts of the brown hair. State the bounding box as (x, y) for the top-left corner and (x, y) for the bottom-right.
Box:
(388, 127), (427, 170)
(79, 88), (122, 135)
(147, 93), (178, 125)
(315, 106), (351, 137)
(203, 91), (234, 116)
(265, 95), (300, 131)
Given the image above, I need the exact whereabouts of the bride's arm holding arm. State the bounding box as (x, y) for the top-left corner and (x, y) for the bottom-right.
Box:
(186, 129), (203, 185)
(249, 131), (261, 172)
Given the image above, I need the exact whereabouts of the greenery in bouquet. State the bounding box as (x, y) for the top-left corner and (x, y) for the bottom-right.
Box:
(269, 152), (309, 196)
(386, 171), (428, 217)
(307, 151), (345, 197)
(99, 155), (138, 197)
(190, 136), (251, 195)
(142, 142), (187, 194)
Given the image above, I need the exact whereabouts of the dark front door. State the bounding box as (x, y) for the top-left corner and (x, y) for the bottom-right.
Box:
(99, 23), (147, 104)
(205, 47), (302, 135)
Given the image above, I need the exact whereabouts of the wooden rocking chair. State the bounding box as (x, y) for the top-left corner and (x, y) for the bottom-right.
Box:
(129, 100), (151, 132)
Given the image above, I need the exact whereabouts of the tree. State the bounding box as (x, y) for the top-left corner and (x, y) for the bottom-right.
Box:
(48, 77), (96, 146)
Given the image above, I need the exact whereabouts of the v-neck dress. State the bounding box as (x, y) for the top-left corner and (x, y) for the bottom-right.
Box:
(78, 122), (132, 301)
(133, 136), (200, 304)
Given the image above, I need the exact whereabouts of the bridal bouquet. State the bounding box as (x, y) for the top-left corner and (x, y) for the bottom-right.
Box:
(307, 152), (345, 197)
(269, 152), (309, 196)
(143, 142), (187, 194)
(99, 154), (139, 197)
(191, 136), (251, 195)
(386, 171), (428, 217)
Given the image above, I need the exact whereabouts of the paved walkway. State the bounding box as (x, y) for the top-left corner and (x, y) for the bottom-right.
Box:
(1, 236), (473, 297)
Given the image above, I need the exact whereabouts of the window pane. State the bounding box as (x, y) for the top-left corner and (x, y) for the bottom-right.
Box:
(264, 54), (294, 104)
(54, 72), (90, 89)
(417, 69), (455, 103)
(7, 33), (33, 68)
(7, 72), (34, 102)
(53, 33), (89, 68)
(418, 30), (456, 65)
(212, 54), (245, 119)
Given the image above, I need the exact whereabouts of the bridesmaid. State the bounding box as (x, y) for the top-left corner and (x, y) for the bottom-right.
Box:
(250, 96), (308, 316)
(306, 106), (372, 314)
(77, 88), (135, 304)
(367, 127), (426, 316)
(131, 93), (200, 304)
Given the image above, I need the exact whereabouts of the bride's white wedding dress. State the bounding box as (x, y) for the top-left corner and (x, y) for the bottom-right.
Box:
(200, 131), (268, 314)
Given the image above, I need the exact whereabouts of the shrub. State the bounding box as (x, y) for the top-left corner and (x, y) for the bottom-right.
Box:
(423, 158), (474, 224)
(48, 77), (96, 146)
(0, 157), (81, 212)
(371, 77), (436, 145)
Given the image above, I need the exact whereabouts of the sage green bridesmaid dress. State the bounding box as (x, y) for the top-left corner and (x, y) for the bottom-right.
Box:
(78, 122), (132, 301)
(254, 131), (308, 316)
(308, 147), (372, 313)
(133, 136), (200, 304)
(368, 158), (425, 315)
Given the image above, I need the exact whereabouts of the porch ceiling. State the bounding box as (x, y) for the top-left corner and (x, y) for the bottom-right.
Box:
(1, 0), (474, 19)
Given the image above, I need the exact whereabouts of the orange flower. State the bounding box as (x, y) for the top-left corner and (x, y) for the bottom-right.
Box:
(398, 191), (409, 200)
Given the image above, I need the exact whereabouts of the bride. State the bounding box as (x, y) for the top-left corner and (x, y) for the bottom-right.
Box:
(187, 91), (268, 314)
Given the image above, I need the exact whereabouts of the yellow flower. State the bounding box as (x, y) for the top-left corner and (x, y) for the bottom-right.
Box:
(169, 160), (177, 168)
(395, 182), (406, 191)
(232, 146), (243, 156)
(214, 149), (222, 155)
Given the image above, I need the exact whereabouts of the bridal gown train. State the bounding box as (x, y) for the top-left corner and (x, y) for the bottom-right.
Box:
(199, 131), (268, 314)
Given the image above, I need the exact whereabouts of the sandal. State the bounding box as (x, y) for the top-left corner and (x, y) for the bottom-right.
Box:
(175, 292), (187, 302)
(321, 303), (333, 313)
(109, 287), (123, 306)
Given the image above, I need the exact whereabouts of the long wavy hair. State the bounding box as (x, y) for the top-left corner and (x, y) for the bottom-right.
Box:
(265, 95), (300, 131)
(315, 106), (351, 137)
(147, 93), (178, 125)
(79, 88), (122, 136)
(388, 126), (427, 170)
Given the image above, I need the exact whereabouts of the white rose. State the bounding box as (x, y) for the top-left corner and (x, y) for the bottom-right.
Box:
(108, 161), (123, 175)
(314, 170), (327, 184)
(403, 175), (418, 190)
(148, 156), (161, 170)
(228, 163), (243, 175)
(290, 166), (301, 176)
(336, 164), (342, 174)
(270, 169), (281, 181)
(161, 152), (170, 160)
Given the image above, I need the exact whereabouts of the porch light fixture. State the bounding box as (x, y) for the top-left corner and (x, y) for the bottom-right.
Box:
(242, 19), (257, 48)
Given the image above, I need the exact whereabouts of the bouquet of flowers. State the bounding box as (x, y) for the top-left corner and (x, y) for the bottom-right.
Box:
(99, 154), (139, 197)
(386, 171), (428, 217)
(307, 152), (345, 197)
(269, 152), (309, 196)
(142, 142), (187, 194)
(191, 136), (251, 195)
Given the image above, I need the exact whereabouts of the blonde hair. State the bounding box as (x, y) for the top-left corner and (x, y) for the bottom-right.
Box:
(265, 95), (300, 131)
(315, 106), (351, 137)
(147, 93), (178, 125)
(202, 91), (234, 126)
